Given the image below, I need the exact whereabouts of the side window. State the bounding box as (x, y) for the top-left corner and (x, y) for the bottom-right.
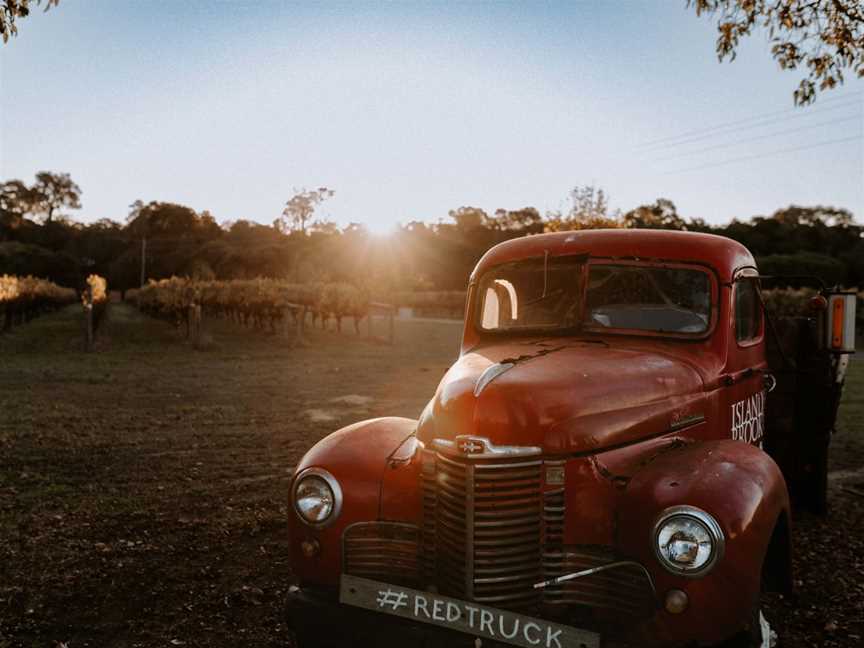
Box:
(734, 279), (762, 343)
(481, 287), (500, 329)
(480, 281), (517, 330)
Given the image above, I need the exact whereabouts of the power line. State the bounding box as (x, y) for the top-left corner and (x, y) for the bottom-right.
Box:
(638, 90), (862, 148)
(641, 97), (863, 152)
(662, 134), (863, 175)
(651, 114), (863, 162)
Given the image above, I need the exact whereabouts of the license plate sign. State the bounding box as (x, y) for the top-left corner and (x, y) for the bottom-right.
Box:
(340, 574), (600, 648)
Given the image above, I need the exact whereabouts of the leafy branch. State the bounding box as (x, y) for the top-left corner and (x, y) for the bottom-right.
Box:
(689, 0), (864, 104)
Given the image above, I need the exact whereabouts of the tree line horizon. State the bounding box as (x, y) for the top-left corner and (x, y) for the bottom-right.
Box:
(1, 172), (862, 297)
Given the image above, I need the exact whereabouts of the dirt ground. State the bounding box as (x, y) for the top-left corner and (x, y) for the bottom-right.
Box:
(0, 304), (861, 647)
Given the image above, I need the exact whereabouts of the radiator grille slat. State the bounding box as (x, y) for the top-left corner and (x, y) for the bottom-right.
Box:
(423, 449), (543, 611)
(343, 522), (420, 587)
(541, 547), (657, 620)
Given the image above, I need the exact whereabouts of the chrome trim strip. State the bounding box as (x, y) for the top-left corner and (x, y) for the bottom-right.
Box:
(464, 462), (475, 600)
(473, 362), (515, 396)
(475, 459), (543, 470)
(533, 560), (657, 594)
(669, 413), (706, 432)
(433, 436), (542, 459)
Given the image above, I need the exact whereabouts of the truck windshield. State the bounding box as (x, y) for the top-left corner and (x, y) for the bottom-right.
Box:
(583, 264), (711, 334)
(477, 258), (712, 335)
(477, 255), (586, 332)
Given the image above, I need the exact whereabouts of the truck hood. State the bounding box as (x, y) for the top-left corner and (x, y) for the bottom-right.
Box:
(416, 340), (706, 455)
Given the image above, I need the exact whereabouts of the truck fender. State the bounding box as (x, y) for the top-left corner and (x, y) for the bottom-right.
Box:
(616, 440), (791, 646)
(289, 417), (417, 586)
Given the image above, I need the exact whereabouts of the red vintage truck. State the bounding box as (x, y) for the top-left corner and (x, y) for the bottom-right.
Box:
(286, 230), (856, 648)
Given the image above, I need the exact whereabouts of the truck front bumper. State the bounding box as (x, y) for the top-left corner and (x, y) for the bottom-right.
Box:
(287, 584), (481, 648)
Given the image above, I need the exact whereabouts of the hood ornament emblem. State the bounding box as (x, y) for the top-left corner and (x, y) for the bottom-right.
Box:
(457, 437), (485, 455)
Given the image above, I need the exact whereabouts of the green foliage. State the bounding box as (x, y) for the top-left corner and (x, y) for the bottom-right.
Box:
(623, 198), (686, 230)
(756, 252), (848, 287)
(0, 179), (36, 216)
(545, 185), (622, 231)
(0, 273), (75, 304)
(126, 201), (220, 240)
(567, 185), (612, 222)
(0, 273), (76, 332)
(0, 241), (77, 285)
(489, 208), (544, 234)
(129, 277), (369, 322)
(760, 287), (818, 317)
(83, 273), (107, 304)
(689, 0), (864, 104)
(320, 282), (368, 318)
(762, 287), (864, 336)
(1, 0), (58, 43)
(184, 258), (216, 281)
(0, 171), (80, 223)
(2, 171), (861, 302)
(31, 171), (81, 222)
(275, 187), (335, 235)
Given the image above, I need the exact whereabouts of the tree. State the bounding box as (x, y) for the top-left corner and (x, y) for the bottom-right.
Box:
(127, 199), (145, 224)
(121, 201), (224, 280)
(491, 207), (544, 234)
(623, 198), (687, 230)
(308, 219), (340, 236)
(545, 185), (621, 231)
(126, 201), (218, 240)
(771, 204), (854, 227)
(568, 185), (610, 222)
(1, 172), (81, 224)
(0, 179), (38, 217)
(29, 171), (81, 223)
(448, 206), (489, 232)
(275, 187), (334, 235)
(0, 239), (75, 283)
(689, 0), (864, 104)
(757, 251), (848, 286)
(1, 0), (58, 43)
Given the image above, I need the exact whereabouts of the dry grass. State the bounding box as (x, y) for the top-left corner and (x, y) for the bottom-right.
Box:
(0, 303), (459, 648)
(0, 303), (860, 646)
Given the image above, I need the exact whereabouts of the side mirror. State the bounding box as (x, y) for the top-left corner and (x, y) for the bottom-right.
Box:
(825, 292), (856, 353)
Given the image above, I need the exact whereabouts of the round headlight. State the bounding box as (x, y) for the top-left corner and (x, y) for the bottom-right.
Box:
(292, 468), (342, 528)
(652, 506), (724, 577)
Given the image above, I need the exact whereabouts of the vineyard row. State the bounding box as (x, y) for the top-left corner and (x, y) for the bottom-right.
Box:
(0, 273), (109, 345)
(127, 278), (379, 337)
(0, 275), (78, 331)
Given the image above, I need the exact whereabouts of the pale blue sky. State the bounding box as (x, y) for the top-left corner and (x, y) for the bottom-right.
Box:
(1, 1), (862, 232)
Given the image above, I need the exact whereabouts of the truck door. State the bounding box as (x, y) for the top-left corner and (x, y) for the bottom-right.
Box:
(724, 272), (768, 447)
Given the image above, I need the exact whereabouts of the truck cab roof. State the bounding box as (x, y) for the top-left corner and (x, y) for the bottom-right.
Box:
(471, 229), (757, 285)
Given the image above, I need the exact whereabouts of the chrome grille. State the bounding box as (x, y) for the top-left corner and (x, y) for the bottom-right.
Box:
(422, 445), (544, 611)
(472, 459), (543, 608)
(435, 453), (470, 596)
(541, 546), (657, 619)
(414, 439), (656, 624)
(420, 452), (438, 586)
(543, 486), (565, 547)
(343, 522), (420, 588)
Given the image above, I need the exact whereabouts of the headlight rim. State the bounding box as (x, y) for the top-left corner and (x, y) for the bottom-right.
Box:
(292, 467), (343, 529)
(651, 505), (725, 578)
